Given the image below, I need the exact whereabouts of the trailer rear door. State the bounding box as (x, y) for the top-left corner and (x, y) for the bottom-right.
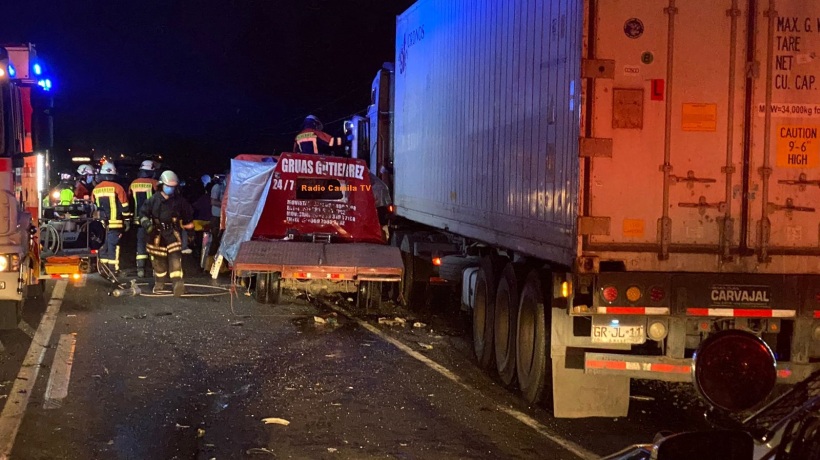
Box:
(749, 0), (820, 259)
(586, 0), (820, 268)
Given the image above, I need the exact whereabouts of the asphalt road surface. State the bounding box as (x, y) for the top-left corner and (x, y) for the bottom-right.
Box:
(0, 256), (712, 460)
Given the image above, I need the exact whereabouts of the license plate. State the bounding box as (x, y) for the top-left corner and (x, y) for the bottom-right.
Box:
(592, 325), (645, 344)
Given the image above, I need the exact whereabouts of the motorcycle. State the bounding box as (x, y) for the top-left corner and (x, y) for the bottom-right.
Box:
(603, 330), (820, 460)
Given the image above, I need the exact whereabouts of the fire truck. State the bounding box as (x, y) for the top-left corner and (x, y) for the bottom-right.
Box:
(0, 43), (84, 328)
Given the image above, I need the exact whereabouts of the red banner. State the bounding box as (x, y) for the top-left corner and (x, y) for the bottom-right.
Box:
(248, 153), (384, 244)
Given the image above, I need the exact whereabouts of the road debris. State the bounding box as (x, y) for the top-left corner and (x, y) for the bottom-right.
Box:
(630, 395), (655, 402)
(155, 311), (173, 317)
(327, 448), (338, 453)
(246, 447), (276, 456)
(231, 321), (244, 326)
(197, 428), (206, 438)
(378, 317), (406, 327)
(261, 417), (290, 426)
(417, 342), (433, 350)
(205, 390), (217, 396)
(413, 322), (427, 328)
(175, 423), (191, 429)
(314, 316), (327, 325)
(138, 376), (147, 379)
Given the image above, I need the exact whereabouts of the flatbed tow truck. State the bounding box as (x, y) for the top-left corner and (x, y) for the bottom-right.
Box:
(221, 153), (403, 307)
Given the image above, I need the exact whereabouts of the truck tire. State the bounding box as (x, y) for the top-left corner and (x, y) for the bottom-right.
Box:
(494, 263), (521, 388)
(473, 256), (499, 371)
(516, 269), (550, 405)
(0, 300), (22, 330)
(25, 277), (45, 299)
(255, 272), (281, 305)
(438, 255), (480, 283)
(357, 281), (383, 310)
(400, 253), (426, 307)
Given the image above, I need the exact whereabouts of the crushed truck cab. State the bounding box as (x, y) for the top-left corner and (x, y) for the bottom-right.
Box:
(229, 153), (402, 304)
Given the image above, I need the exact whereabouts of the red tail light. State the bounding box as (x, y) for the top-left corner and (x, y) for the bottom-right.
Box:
(649, 286), (666, 302)
(432, 257), (442, 266)
(388, 205), (395, 213)
(601, 286), (618, 303)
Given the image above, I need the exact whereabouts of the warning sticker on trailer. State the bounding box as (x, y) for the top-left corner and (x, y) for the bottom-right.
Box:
(622, 219), (645, 238)
(681, 103), (717, 131)
(776, 125), (820, 168)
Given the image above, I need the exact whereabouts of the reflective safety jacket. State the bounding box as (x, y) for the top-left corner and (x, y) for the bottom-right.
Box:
(92, 181), (131, 229)
(293, 128), (343, 155)
(129, 178), (158, 216)
(59, 187), (74, 205)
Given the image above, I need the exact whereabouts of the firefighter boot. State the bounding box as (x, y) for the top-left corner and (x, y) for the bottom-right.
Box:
(153, 283), (166, 294)
(173, 280), (185, 298)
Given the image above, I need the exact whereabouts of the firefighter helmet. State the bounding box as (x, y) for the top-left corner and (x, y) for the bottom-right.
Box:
(59, 172), (73, 181)
(304, 114), (323, 131)
(100, 162), (117, 175)
(77, 164), (95, 176)
(140, 160), (157, 171)
(159, 170), (179, 186)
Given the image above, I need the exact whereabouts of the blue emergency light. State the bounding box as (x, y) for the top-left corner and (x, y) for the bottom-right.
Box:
(7, 63), (15, 78)
(33, 63), (42, 75)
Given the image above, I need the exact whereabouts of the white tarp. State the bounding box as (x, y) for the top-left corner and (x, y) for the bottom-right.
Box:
(217, 159), (276, 264)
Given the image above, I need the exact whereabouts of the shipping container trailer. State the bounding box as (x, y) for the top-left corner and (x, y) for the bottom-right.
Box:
(356, 0), (820, 418)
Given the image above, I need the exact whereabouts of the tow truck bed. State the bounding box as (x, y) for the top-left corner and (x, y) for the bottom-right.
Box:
(233, 240), (403, 281)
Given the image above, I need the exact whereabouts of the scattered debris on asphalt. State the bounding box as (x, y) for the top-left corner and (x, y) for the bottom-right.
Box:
(175, 423), (190, 429)
(197, 428), (206, 438)
(246, 447), (276, 456)
(378, 317), (406, 327)
(155, 311), (173, 317)
(231, 321), (244, 326)
(630, 395), (655, 402)
(417, 342), (433, 350)
(413, 322), (426, 328)
(261, 417), (290, 426)
(314, 316), (327, 325)
(205, 390), (217, 396)
(138, 376), (147, 379)
(327, 447), (338, 453)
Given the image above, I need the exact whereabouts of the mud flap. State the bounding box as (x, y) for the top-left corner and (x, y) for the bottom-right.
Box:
(551, 307), (629, 418)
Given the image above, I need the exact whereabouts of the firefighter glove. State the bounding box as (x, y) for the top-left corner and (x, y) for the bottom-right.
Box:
(124, 220), (131, 233)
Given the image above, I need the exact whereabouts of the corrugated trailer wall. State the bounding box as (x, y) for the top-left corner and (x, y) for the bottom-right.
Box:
(393, 0), (583, 268)
(584, 0), (820, 274)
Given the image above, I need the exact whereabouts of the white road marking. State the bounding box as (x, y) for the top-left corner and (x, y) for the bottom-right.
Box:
(325, 302), (598, 460)
(43, 334), (77, 410)
(0, 280), (67, 459)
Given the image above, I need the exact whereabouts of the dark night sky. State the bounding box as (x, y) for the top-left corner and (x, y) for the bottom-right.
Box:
(4, 0), (414, 175)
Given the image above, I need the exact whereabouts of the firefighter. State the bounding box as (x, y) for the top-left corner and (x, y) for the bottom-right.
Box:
(129, 160), (159, 278)
(92, 162), (131, 275)
(293, 115), (344, 155)
(74, 164), (96, 200)
(139, 170), (194, 297)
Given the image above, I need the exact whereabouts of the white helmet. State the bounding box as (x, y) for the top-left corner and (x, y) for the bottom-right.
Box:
(100, 162), (117, 175)
(77, 164), (95, 176)
(59, 172), (73, 181)
(159, 170), (179, 186)
(140, 160), (157, 171)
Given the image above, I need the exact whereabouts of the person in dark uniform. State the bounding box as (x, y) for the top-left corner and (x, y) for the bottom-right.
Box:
(129, 160), (159, 278)
(139, 170), (194, 297)
(293, 115), (344, 155)
(92, 162), (131, 275)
